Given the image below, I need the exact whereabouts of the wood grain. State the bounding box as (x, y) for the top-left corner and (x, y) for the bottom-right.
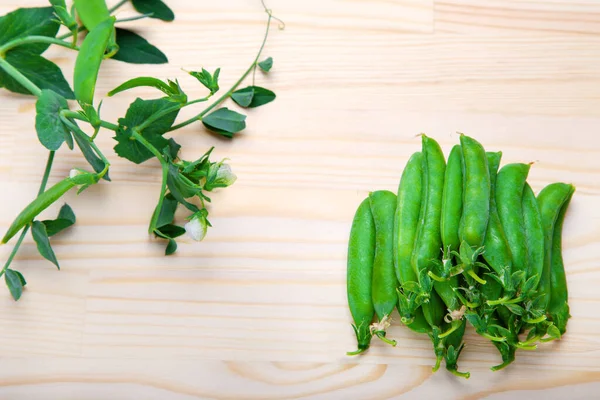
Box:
(1, 0), (600, 398)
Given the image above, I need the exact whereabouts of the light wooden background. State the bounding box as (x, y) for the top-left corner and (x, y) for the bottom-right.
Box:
(0, 0), (599, 398)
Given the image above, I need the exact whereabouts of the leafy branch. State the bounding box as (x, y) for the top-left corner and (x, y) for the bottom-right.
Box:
(0, 0), (284, 300)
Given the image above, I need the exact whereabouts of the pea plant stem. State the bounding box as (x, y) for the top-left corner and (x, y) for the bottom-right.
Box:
(62, 110), (119, 132)
(0, 151), (56, 279)
(167, 14), (274, 132)
(59, 115), (111, 166)
(131, 130), (168, 233)
(0, 36), (77, 56)
(109, 0), (130, 14)
(0, 57), (42, 97)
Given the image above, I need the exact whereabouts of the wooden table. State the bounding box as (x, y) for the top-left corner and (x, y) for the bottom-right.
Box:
(1, 0), (599, 398)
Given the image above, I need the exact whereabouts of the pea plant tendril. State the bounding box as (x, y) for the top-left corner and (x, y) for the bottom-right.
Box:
(0, 0), (284, 301)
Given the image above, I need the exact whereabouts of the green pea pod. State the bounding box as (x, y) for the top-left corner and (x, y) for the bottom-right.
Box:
(346, 197), (376, 355)
(481, 151), (511, 301)
(423, 290), (446, 370)
(369, 190), (398, 346)
(405, 308), (430, 334)
(73, 17), (116, 108)
(414, 136), (460, 314)
(423, 289), (445, 329)
(444, 318), (470, 379)
(394, 152), (428, 323)
(2, 178), (76, 244)
(496, 163), (530, 273)
(441, 144), (463, 253)
(522, 182), (544, 290)
(394, 152), (422, 285)
(543, 184), (575, 334)
(489, 313), (517, 371)
(74, 0), (118, 55)
(412, 135), (445, 280)
(536, 183), (575, 313)
(459, 134), (490, 248)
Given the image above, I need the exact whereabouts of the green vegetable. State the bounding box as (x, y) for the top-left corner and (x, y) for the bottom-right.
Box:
(412, 135), (445, 280)
(345, 134), (575, 376)
(441, 145), (463, 254)
(73, 0), (118, 55)
(548, 185), (575, 335)
(459, 134), (490, 249)
(444, 319), (470, 378)
(73, 16), (115, 107)
(394, 152), (426, 323)
(369, 190), (398, 346)
(346, 197), (376, 355)
(522, 183), (544, 290)
(537, 183), (575, 318)
(2, 177), (75, 244)
(481, 151), (511, 301)
(496, 163), (530, 273)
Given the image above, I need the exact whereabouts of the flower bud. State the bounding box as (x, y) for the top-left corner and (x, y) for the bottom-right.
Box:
(184, 212), (208, 242)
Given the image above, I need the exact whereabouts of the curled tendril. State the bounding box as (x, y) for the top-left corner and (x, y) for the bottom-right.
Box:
(261, 0), (286, 30)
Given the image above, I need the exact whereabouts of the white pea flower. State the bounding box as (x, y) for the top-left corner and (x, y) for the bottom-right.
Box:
(205, 162), (237, 191)
(184, 213), (208, 242)
(69, 169), (83, 179)
(215, 163), (237, 187)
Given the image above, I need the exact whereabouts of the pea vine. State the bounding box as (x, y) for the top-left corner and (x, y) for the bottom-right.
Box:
(0, 0), (284, 300)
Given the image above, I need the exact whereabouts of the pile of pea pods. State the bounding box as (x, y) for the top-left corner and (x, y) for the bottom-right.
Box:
(346, 134), (574, 377)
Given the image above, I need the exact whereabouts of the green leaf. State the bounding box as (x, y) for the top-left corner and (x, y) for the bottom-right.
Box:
(167, 164), (200, 212)
(131, 0), (175, 22)
(156, 193), (178, 228)
(168, 164), (200, 199)
(113, 98), (180, 164)
(35, 89), (71, 151)
(153, 224), (181, 256)
(464, 312), (484, 331)
(230, 89), (254, 107)
(400, 281), (420, 294)
(5, 269), (26, 301)
(165, 239), (177, 255)
(231, 86), (276, 108)
(50, 1), (77, 31)
(189, 68), (220, 95)
(0, 51), (74, 98)
(202, 107), (246, 138)
(112, 28), (168, 64)
(42, 203), (76, 237)
(31, 220), (59, 269)
(165, 138), (181, 160)
(258, 57), (273, 72)
(0, 7), (60, 55)
(72, 128), (110, 181)
(526, 326), (538, 341)
(157, 224), (186, 238)
(109, 76), (173, 97)
(546, 323), (561, 340)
